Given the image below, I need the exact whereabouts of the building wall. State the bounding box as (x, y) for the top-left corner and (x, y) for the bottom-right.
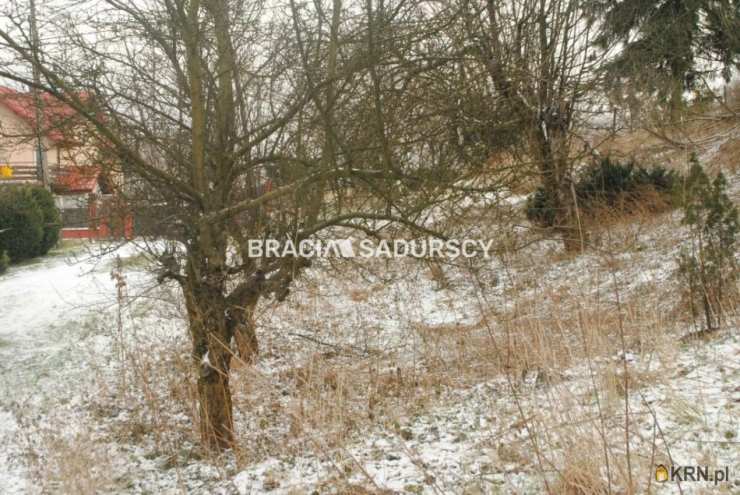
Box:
(0, 102), (87, 172)
(0, 97), (131, 238)
(0, 103), (39, 167)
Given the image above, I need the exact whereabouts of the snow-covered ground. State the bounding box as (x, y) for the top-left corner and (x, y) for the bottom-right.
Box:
(0, 245), (158, 494)
(0, 159), (739, 493)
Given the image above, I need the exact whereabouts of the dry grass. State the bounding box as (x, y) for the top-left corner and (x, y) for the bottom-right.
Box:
(40, 434), (118, 494)
(215, 196), (735, 491)
(16, 154), (738, 494)
(591, 82), (740, 177)
(30, 234), (733, 493)
(553, 441), (611, 495)
(211, 214), (706, 491)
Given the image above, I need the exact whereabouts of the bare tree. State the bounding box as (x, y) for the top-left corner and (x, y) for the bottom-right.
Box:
(448, 0), (611, 248)
(0, 0), (495, 449)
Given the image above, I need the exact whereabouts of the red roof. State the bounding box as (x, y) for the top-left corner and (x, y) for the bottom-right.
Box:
(0, 86), (86, 144)
(53, 166), (100, 194)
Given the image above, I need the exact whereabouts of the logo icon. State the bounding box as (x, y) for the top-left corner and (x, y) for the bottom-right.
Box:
(335, 238), (355, 257)
(656, 465), (669, 483)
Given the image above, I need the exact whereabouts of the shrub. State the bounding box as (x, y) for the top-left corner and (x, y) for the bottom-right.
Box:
(0, 185), (60, 262)
(525, 187), (558, 228)
(632, 165), (677, 192)
(0, 249), (9, 274)
(0, 186), (44, 261)
(676, 155), (738, 330)
(576, 157), (638, 204)
(29, 186), (61, 255)
(526, 157), (679, 227)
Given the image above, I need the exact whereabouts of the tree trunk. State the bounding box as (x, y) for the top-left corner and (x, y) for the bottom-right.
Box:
(184, 278), (236, 450)
(535, 127), (581, 251)
(196, 343), (234, 450)
(227, 300), (259, 363)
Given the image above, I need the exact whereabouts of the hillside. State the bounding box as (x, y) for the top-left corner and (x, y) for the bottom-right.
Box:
(1, 120), (738, 493)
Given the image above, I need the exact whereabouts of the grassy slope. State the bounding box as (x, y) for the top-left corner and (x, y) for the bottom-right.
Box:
(1, 106), (739, 494)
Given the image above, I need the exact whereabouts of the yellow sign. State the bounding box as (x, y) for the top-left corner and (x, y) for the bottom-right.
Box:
(656, 464), (669, 482)
(0, 165), (12, 178)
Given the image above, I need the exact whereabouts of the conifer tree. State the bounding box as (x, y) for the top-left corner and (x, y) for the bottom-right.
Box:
(677, 155), (739, 330)
(595, 0), (740, 111)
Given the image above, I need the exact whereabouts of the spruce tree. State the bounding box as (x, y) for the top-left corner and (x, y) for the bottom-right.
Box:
(595, 0), (740, 111)
(677, 155), (739, 330)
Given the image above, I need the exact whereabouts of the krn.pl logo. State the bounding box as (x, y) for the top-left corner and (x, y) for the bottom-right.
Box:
(655, 464), (669, 483)
(655, 463), (731, 485)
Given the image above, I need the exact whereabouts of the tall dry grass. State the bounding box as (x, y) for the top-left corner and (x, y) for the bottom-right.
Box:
(18, 177), (738, 494)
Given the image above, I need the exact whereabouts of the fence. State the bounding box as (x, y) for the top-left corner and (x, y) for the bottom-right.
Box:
(57, 193), (133, 239)
(0, 162), (78, 186)
(0, 162), (39, 184)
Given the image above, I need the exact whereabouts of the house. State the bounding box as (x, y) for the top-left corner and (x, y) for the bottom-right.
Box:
(0, 86), (131, 239)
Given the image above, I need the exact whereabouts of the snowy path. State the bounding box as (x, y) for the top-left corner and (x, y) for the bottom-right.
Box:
(0, 247), (133, 494)
(1, 253), (115, 385)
